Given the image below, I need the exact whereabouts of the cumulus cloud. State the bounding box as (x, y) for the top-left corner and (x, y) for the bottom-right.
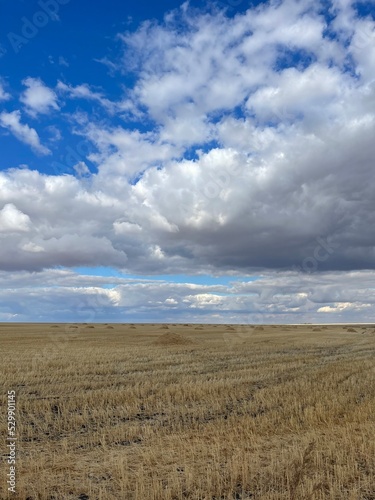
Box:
(20, 77), (59, 117)
(1, 0), (375, 322)
(0, 203), (31, 233)
(2, 1), (375, 274)
(0, 111), (51, 155)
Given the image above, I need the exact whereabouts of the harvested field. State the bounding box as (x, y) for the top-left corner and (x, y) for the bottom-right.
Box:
(1, 323), (375, 499)
(152, 332), (194, 346)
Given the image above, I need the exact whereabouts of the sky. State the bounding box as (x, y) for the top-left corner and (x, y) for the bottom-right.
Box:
(0, 0), (375, 323)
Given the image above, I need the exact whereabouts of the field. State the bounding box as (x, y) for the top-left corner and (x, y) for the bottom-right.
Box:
(1, 323), (375, 500)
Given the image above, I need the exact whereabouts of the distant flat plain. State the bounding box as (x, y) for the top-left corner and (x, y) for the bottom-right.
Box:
(1, 323), (375, 499)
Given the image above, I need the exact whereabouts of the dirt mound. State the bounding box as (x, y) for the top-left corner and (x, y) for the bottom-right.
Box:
(254, 326), (264, 331)
(106, 326), (114, 329)
(160, 325), (169, 330)
(313, 327), (322, 331)
(346, 327), (357, 333)
(85, 325), (95, 329)
(153, 333), (193, 346)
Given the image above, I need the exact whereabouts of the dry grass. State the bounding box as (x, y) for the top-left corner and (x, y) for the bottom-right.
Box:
(152, 333), (194, 346)
(1, 323), (375, 499)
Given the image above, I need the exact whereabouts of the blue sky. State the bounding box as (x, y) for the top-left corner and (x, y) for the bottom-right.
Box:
(0, 0), (269, 175)
(1, 0), (375, 323)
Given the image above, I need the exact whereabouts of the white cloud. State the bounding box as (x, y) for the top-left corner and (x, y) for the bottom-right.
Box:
(94, 56), (119, 73)
(73, 161), (90, 177)
(113, 221), (142, 235)
(20, 242), (45, 253)
(0, 80), (10, 101)
(56, 81), (115, 112)
(318, 302), (372, 313)
(118, 0), (333, 139)
(20, 77), (59, 117)
(83, 125), (179, 179)
(46, 125), (62, 142)
(0, 203), (31, 233)
(0, 110), (51, 155)
(185, 293), (224, 309)
(165, 297), (178, 305)
(0, 268), (374, 323)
